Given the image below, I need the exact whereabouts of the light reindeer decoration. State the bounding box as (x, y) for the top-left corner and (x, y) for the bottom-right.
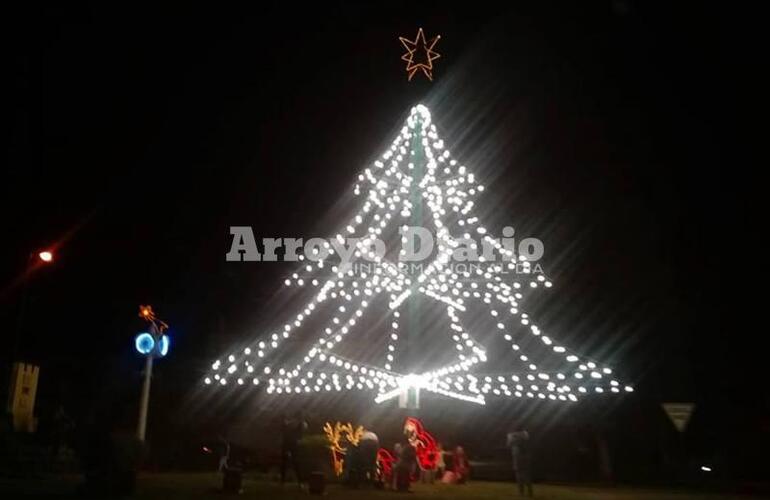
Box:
(323, 421), (364, 476)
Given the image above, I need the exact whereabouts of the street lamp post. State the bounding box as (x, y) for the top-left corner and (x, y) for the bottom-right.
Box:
(135, 305), (170, 442)
(6, 250), (55, 431)
(136, 335), (155, 443)
(11, 249), (55, 364)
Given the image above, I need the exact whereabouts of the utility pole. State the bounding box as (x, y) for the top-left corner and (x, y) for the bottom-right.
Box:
(137, 351), (154, 441)
(135, 305), (170, 442)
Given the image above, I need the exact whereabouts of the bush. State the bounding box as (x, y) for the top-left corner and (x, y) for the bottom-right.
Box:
(78, 431), (143, 497)
(299, 434), (336, 482)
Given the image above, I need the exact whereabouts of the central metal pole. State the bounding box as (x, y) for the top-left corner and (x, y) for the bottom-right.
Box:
(406, 113), (425, 377)
(137, 353), (154, 441)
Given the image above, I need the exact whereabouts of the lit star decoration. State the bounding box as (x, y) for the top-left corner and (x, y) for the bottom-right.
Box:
(399, 28), (441, 81)
(202, 104), (634, 404)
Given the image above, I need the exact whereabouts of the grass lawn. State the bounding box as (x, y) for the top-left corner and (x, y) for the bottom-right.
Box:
(2, 472), (760, 499)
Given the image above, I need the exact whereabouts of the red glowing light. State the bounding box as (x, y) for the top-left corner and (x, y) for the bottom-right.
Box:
(404, 417), (439, 471)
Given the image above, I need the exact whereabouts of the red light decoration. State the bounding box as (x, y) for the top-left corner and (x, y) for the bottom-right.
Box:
(376, 448), (396, 481)
(403, 417), (439, 470)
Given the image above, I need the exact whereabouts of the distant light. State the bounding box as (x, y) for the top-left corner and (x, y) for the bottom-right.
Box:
(701, 465), (712, 472)
(135, 333), (155, 355)
(38, 251), (54, 263)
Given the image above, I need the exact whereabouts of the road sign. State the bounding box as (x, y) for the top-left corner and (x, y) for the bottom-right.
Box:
(662, 402), (695, 432)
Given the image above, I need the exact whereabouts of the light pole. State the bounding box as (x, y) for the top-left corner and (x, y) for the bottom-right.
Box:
(135, 305), (170, 442)
(6, 249), (55, 430)
(11, 249), (56, 364)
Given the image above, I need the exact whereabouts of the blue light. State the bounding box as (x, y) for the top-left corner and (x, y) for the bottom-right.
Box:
(158, 334), (170, 357)
(135, 333), (155, 355)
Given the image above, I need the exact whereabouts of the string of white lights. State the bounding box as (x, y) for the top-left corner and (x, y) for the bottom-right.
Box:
(203, 104), (633, 404)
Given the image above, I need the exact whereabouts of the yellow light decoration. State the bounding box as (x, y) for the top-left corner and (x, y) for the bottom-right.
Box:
(399, 28), (441, 81)
(323, 421), (364, 476)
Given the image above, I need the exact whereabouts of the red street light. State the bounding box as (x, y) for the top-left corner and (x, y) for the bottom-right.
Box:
(38, 251), (54, 263)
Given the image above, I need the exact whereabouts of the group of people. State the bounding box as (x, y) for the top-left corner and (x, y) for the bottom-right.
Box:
(437, 445), (471, 484)
(346, 426), (533, 497)
(387, 441), (470, 490)
(341, 429), (380, 486)
(273, 412), (533, 497)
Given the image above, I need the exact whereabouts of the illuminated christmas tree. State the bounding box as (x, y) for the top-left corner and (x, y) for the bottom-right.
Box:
(204, 105), (633, 406)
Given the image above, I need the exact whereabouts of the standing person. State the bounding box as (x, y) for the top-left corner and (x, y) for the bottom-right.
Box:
(507, 429), (533, 497)
(440, 446), (457, 484)
(280, 411), (307, 486)
(390, 443), (402, 490)
(359, 429), (380, 484)
(453, 446), (470, 484)
(393, 442), (417, 491)
(420, 456), (437, 484)
(435, 442), (446, 480)
(217, 435), (230, 472)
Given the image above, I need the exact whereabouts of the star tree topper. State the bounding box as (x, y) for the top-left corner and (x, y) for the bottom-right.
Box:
(399, 28), (441, 81)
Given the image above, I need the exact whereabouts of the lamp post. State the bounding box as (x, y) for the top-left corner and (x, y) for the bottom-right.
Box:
(135, 305), (170, 442)
(11, 249), (56, 363)
(6, 250), (55, 431)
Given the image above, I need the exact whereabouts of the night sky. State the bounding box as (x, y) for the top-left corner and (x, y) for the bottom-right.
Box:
(3, 1), (765, 472)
